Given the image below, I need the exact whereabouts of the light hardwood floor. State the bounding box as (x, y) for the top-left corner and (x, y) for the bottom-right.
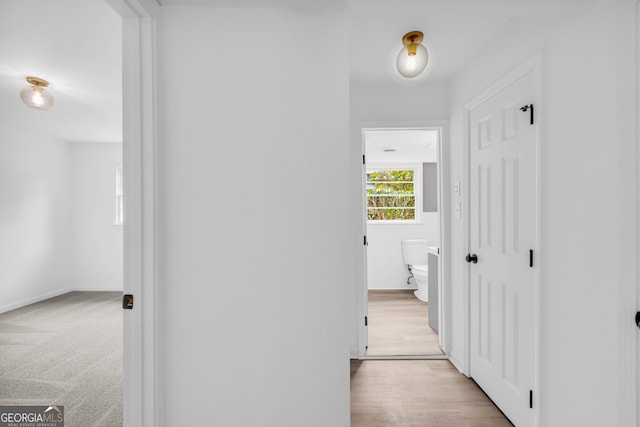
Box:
(367, 290), (443, 356)
(351, 360), (513, 427)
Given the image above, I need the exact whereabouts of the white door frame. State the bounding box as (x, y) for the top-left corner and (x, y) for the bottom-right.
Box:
(462, 56), (541, 424)
(633, 2), (640, 425)
(104, 0), (159, 425)
(356, 120), (451, 359)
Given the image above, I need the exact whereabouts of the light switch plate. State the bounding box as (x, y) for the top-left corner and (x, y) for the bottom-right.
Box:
(453, 182), (461, 196)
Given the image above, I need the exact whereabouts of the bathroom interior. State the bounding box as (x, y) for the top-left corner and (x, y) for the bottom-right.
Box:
(364, 128), (442, 356)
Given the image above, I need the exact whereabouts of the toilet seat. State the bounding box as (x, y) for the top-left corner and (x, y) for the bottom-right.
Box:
(412, 264), (428, 274)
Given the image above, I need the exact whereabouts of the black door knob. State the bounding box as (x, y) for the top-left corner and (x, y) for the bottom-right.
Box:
(465, 253), (478, 264)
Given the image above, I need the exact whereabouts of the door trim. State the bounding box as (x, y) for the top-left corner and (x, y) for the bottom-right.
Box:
(104, 0), (159, 426)
(462, 55), (541, 426)
(632, 2), (640, 425)
(354, 120), (451, 359)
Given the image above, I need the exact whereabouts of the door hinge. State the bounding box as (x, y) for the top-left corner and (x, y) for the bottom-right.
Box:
(122, 294), (134, 310)
(529, 390), (533, 409)
(520, 104), (534, 125)
(529, 249), (534, 268)
(635, 312), (640, 329)
(364, 235), (368, 246)
(362, 154), (366, 165)
(365, 316), (368, 326)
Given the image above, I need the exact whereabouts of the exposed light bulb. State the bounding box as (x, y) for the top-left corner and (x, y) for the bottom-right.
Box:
(32, 87), (45, 106)
(396, 43), (429, 78)
(20, 77), (54, 111)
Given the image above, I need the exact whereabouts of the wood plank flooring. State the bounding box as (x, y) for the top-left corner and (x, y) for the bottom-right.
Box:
(351, 360), (513, 427)
(367, 290), (443, 356)
(0, 292), (122, 427)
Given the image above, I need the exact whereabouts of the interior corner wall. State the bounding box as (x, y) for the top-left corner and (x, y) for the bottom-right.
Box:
(0, 124), (72, 313)
(448, 0), (637, 425)
(157, 7), (351, 426)
(70, 143), (123, 290)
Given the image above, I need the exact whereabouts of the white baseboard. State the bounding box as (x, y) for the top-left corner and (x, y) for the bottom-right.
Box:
(0, 286), (123, 314)
(70, 286), (123, 292)
(0, 288), (73, 314)
(349, 345), (359, 359)
(448, 353), (469, 377)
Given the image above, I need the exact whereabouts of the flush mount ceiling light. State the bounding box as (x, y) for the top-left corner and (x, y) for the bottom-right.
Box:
(396, 31), (429, 78)
(20, 76), (54, 111)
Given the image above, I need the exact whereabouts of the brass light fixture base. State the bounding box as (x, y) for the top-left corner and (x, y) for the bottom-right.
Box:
(402, 31), (424, 48)
(26, 76), (49, 87)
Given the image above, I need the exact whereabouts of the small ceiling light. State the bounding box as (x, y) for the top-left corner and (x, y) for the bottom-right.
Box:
(396, 31), (429, 78)
(20, 76), (54, 111)
(383, 148), (397, 152)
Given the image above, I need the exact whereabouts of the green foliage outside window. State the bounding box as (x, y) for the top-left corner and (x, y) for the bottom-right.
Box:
(367, 169), (416, 221)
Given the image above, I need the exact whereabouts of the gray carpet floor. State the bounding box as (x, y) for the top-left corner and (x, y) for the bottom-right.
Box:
(0, 291), (123, 427)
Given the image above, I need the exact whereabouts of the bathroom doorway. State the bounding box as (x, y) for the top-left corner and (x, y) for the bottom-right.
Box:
(360, 125), (449, 358)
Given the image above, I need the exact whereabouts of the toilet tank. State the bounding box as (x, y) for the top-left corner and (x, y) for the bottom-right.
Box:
(401, 239), (429, 266)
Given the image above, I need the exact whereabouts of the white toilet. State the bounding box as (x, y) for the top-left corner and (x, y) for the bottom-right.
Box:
(401, 239), (429, 302)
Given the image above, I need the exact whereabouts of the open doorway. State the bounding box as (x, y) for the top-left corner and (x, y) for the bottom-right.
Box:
(0, 0), (126, 423)
(361, 126), (448, 358)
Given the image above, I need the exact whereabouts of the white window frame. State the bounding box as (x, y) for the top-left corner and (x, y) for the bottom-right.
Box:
(366, 163), (422, 224)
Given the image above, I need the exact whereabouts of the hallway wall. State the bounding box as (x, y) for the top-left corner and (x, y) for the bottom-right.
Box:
(351, 82), (450, 123)
(448, 0), (637, 424)
(157, 6), (351, 426)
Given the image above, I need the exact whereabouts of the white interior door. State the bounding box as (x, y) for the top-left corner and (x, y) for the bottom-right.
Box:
(468, 69), (537, 427)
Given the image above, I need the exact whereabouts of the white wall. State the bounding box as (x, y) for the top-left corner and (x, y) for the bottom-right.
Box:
(0, 124), (72, 313)
(448, 0), (637, 424)
(157, 7), (351, 426)
(70, 143), (123, 290)
(351, 82), (450, 123)
(0, 128), (124, 312)
(367, 218), (437, 289)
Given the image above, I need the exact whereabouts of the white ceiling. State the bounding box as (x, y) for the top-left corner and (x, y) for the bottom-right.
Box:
(159, 0), (348, 7)
(365, 129), (438, 164)
(349, 0), (602, 85)
(0, 0), (601, 144)
(0, 0), (122, 144)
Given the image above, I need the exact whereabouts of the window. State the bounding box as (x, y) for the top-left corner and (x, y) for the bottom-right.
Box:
(115, 167), (124, 225)
(367, 167), (419, 222)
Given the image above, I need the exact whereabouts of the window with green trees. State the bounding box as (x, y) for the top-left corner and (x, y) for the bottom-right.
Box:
(367, 168), (418, 221)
